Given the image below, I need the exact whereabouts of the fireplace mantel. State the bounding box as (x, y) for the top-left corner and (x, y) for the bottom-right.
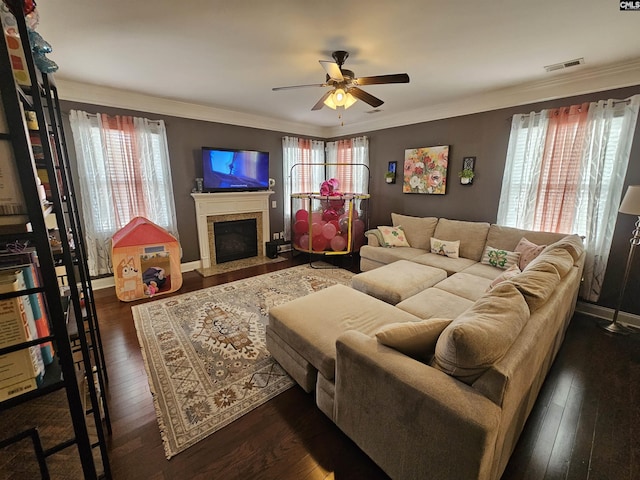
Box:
(191, 191), (274, 269)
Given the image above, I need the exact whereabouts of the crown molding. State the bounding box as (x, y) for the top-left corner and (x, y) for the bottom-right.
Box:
(326, 58), (640, 137)
(55, 58), (640, 140)
(54, 79), (328, 138)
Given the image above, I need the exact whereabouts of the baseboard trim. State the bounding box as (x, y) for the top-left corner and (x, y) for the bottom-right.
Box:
(90, 260), (201, 291)
(575, 300), (640, 328)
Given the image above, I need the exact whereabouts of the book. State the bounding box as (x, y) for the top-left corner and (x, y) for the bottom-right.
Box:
(0, 270), (45, 382)
(0, 255), (54, 364)
(0, 352), (38, 401)
(0, 141), (27, 218)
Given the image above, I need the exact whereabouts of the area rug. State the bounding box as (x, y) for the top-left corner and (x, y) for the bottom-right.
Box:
(195, 255), (287, 277)
(132, 264), (354, 459)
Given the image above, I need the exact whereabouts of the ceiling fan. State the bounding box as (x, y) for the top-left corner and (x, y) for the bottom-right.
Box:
(272, 50), (410, 111)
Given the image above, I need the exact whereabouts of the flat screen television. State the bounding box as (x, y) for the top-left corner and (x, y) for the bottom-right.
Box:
(201, 147), (270, 192)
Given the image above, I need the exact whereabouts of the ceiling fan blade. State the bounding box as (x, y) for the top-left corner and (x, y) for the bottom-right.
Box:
(353, 73), (410, 86)
(349, 87), (384, 108)
(272, 83), (326, 91)
(312, 91), (332, 110)
(319, 60), (344, 82)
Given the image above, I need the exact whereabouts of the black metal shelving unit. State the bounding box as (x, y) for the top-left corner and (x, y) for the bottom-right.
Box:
(0, 2), (110, 478)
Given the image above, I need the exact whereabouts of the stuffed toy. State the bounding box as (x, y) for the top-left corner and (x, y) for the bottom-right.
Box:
(142, 267), (166, 289)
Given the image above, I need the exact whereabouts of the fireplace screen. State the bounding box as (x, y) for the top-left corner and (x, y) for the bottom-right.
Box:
(213, 218), (258, 263)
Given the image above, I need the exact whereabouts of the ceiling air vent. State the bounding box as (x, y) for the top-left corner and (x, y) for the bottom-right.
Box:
(544, 57), (585, 73)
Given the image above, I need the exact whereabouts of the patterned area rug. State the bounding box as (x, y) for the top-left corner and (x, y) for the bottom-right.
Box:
(132, 264), (354, 459)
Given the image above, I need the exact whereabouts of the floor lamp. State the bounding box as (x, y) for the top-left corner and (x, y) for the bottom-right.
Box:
(600, 185), (640, 335)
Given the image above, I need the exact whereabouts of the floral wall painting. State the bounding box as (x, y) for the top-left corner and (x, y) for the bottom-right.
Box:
(403, 145), (449, 194)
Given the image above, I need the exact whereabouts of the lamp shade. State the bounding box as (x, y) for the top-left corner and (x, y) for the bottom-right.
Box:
(619, 185), (640, 215)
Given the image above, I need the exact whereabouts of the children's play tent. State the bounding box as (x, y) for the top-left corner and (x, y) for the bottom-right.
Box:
(111, 217), (182, 302)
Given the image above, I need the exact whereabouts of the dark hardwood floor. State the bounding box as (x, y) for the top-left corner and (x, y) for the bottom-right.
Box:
(94, 255), (639, 479)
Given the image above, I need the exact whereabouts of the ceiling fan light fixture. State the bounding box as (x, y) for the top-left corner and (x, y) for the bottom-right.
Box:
(324, 89), (357, 110)
(333, 88), (347, 106)
(323, 94), (338, 110)
(344, 92), (357, 109)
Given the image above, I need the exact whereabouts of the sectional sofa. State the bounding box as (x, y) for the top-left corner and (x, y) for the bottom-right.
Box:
(267, 213), (585, 480)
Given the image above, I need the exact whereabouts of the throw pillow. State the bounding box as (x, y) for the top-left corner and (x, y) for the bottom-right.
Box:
(487, 264), (521, 291)
(364, 228), (386, 247)
(515, 237), (545, 270)
(481, 246), (521, 270)
(430, 237), (460, 258)
(377, 225), (411, 247)
(376, 318), (452, 362)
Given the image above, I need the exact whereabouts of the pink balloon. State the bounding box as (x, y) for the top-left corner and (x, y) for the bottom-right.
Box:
(329, 220), (340, 232)
(299, 234), (309, 250)
(312, 235), (328, 251)
(295, 209), (308, 221)
(322, 208), (339, 223)
(329, 198), (345, 210)
(293, 220), (309, 234)
(321, 222), (337, 240)
(311, 211), (323, 223)
(330, 235), (347, 251)
(311, 222), (322, 237)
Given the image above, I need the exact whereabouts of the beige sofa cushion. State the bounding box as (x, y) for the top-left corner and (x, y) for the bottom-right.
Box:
(269, 284), (422, 380)
(507, 264), (561, 311)
(434, 272), (494, 302)
(485, 224), (569, 252)
(375, 318), (452, 362)
(526, 247), (575, 278)
(396, 287), (475, 320)
(460, 262), (503, 280)
(351, 260), (446, 305)
(391, 213), (438, 250)
(433, 282), (530, 385)
(433, 218), (490, 261)
(359, 245), (426, 265)
(541, 234), (584, 261)
(412, 252), (477, 276)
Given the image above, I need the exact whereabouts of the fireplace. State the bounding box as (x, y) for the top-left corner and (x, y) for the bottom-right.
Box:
(213, 218), (258, 263)
(192, 191), (274, 269)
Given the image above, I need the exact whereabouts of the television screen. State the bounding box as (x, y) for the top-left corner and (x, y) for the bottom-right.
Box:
(202, 147), (270, 192)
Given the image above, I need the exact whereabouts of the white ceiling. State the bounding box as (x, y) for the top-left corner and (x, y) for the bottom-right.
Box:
(36, 0), (640, 137)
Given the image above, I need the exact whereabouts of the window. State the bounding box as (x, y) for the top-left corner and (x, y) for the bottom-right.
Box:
(69, 111), (178, 276)
(497, 96), (640, 301)
(281, 136), (369, 241)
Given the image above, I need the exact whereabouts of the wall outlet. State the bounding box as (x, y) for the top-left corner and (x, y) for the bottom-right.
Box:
(273, 232), (280, 240)
(271, 200), (277, 208)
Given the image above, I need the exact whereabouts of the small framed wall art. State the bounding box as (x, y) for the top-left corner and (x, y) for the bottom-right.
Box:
(403, 145), (449, 194)
(385, 161), (397, 184)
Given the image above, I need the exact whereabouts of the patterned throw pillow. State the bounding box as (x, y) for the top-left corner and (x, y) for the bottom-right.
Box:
(377, 225), (411, 247)
(430, 237), (460, 258)
(515, 237), (546, 270)
(481, 246), (521, 270)
(487, 264), (522, 291)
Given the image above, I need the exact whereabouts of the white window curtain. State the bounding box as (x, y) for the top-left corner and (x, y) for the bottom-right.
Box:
(497, 95), (640, 301)
(69, 110), (178, 276)
(325, 136), (370, 194)
(579, 96), (640, 301)
(282, 136), (324, 241)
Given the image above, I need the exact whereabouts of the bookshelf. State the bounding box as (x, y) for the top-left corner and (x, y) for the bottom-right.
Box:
(0, 2), (110, 478)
